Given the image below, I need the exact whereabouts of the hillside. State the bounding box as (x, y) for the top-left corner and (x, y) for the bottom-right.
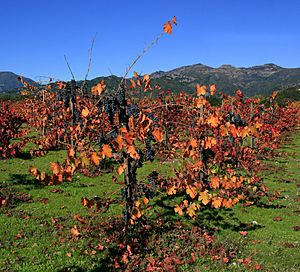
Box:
(2, 63), (300, 97)
(0, 72), (37, 92)
(150, 63), (300, 96)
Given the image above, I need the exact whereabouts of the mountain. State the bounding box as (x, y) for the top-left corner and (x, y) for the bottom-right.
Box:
(150, 63), (300, 96)
(2, 63), (300, 97)
(0, 72), (37, 92)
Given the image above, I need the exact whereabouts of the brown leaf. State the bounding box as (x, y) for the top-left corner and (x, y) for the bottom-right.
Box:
(71, 225), (80, 237)
(74, 214), (86, 224)
(152, 127), (163, 142)
(273, 216), (283, 221)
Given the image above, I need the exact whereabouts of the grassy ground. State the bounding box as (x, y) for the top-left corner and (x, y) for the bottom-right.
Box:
(0, 130), (299, 271)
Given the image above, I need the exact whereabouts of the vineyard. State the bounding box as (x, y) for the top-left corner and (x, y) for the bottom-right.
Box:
(1, 19), (300, 271)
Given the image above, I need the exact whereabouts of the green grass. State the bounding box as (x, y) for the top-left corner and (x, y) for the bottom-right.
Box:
(0, 131), (299, 271)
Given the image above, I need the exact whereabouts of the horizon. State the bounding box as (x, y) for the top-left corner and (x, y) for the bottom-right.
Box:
(1, 0), (299, 81)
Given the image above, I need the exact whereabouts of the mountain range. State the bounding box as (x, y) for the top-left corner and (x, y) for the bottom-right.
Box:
(1, 63), (300, 97)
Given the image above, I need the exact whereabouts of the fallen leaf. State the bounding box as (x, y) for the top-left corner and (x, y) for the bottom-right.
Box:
(71, 225), (80, 237)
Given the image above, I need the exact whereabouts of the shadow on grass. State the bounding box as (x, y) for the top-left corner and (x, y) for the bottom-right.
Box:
(153, 195), (263, 232)
(15, 152), (33, 160)
(8, 174), (43, 187)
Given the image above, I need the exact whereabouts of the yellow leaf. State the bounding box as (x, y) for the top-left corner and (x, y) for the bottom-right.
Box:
(186, 203), (197, 218)
(174, 205), (183, 216)
(81, 107), (89, 117)
(199, 190), (211, 205)
(167, 185), (176, 195)
(186, 185), (197, 199)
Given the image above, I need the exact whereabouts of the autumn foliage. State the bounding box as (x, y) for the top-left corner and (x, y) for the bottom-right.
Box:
(2, 17), (300, 270)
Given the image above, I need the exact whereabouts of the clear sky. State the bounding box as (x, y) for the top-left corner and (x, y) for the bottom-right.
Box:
(1, 0), (299, 81)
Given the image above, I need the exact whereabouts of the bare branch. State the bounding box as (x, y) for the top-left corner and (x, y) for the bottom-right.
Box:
(64, 55), (76, 81)
(117, 31), (165, 91)
(80, 35), (96, 95)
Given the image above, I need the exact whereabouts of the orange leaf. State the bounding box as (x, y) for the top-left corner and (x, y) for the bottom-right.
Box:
(172, 16), (177, 26)
(195, 97), (207, 108)
(130, 79), (137, 89)
(91, 152), (100, 165)
(131, 206), (142, 220)
(68, 148), (75, 158)
(71, 225), (80, 237)
(143, 197), (149, 205)
(92, 80), (106, 96)
(152, 127), (163, 142)
(112, 134), (124, 151)
(82, 107), (89, 117)
(210, 176), (220, 189)
(102, 144), (112, 158)
(212, 197), (223, 208)
(206, 115), (219, 128)
(127, 145), (139, 160)
(143, 74), (150, 83)
(167, 185), (176, 195)
(133, 71), (139, 78)
(186, 185), (197, 199)
(116, 163), (126, 175)
(210, 84), (216, 95)
(196, 84), (206, 96)
(50, 162), (61, 175)
(163, 21), (173, 34)
(222, 198), (233, 208)
(174, 205), (183, 216)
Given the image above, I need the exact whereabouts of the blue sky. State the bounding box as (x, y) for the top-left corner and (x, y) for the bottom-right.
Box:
(1, 0), (299, 81)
